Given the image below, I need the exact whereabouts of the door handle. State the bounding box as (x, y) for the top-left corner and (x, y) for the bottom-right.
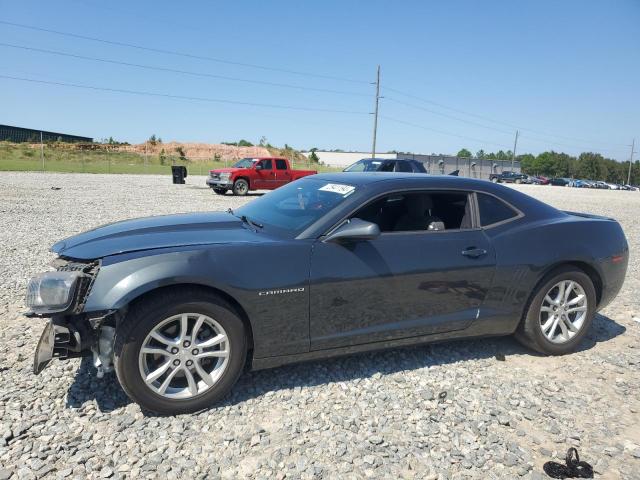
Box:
(461, 247), (487, 258)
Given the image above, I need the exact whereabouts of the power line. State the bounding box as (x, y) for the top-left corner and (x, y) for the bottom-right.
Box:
(385, 96), (514, 135)
(0, 42), (369, 97)
(384, 85), (629, 150)
(381, 115), (512, 149)
(0, 20), (370, 85)
(386, 93), (626, 156)
(0, 74), (370, 114)
(517, 133), (625, 156)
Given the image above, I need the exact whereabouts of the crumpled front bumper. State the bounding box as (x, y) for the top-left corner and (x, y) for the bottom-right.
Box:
(33, 319), (85, 374)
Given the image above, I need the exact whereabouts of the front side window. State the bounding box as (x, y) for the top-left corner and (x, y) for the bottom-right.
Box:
(275, 159), (287, 170)
(395, 161), (412, 172)
(352, 191), (473, 232)
(235, 177), (357, 234)
(477, 192), (518, 226)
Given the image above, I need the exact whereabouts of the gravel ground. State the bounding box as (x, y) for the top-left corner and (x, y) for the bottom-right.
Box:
(0, 172), (638, 480)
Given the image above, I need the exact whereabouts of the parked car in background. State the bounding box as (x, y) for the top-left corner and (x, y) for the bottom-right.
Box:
(488, 171), (529, 184)
(569, 179), (588, 188)
(27, 173), (629, 414)
(343, 158), (427, 173)
(594, 181), (610, 189)
(207, 157), (317, 195)
(525, 175), (544, 185)
(535, 176), (550, 185)
(549, 177), (571, 186)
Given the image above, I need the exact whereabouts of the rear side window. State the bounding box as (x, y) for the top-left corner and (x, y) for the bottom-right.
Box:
(395, 161), (412, 172)
(477, 193), (518, 226)
(275, 159), (287, 170)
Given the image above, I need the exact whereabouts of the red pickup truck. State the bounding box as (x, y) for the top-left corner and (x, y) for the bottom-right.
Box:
(207, 157), (317, 195)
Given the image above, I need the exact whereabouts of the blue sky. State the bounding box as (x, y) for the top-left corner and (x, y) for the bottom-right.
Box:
(1, 0), (638, 160)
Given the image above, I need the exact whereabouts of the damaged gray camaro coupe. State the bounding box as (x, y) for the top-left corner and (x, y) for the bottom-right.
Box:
(27, 173), (628, 414)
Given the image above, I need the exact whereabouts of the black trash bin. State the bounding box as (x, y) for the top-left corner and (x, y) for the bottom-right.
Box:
(171, 165), (187, 184)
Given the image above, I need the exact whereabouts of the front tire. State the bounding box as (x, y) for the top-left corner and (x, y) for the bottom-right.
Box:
(114, 289), (247, 414)
(232, 179), (249, 196)
(515, 266), (596, 355)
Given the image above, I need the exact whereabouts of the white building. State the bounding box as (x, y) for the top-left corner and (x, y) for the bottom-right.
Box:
(302, 150), (520, 179)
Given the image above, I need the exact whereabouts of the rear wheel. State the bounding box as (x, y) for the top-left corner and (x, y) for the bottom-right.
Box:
(213, 188), (227, 195)
(114, 289), (247, 414)
(232, 179), (249, 196)
(515, 267), (596, 355)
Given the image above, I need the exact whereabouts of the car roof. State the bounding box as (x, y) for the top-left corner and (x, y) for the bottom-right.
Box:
(311, 172), (491, 188)
(357, 158), (414, 162)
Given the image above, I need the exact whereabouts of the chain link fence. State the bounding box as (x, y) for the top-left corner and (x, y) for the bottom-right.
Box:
(397, 154), (521, 180)
(0, 142), (331, 175)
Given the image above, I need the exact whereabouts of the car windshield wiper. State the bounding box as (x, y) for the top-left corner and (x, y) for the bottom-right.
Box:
(241, 215), (263, 229)
(227, 208), (263, 229)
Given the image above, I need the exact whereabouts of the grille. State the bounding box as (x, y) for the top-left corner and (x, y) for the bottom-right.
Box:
(51, 258), (98, 274)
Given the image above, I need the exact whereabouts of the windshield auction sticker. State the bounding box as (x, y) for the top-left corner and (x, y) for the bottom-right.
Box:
(319, 183), (356, 197)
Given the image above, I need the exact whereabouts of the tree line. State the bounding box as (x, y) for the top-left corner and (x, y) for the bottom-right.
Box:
(456, 148), (638, 184)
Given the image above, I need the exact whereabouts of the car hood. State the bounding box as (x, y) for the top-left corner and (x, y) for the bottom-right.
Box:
(51, 212), (261, 260)
(210, 168), (242, 174)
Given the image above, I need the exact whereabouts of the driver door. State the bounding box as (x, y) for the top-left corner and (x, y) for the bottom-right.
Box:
(309, 190), (497, 350)
(254, 159), (274, 189)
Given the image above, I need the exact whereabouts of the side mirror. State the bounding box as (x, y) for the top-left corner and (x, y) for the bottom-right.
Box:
(255, 163), (263, 170)
(324, 218), (380, 242)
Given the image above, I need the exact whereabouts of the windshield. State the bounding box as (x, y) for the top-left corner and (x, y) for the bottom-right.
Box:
(235, 177), (358, 234)
(344, 159), (383, 172)
(233, 158), (258, 168)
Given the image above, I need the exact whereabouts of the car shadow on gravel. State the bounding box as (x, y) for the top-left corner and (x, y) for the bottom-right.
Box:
(64, 313), (625, 415)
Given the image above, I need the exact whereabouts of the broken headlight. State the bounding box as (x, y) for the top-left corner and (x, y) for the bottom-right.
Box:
(26, 271), (86, 314)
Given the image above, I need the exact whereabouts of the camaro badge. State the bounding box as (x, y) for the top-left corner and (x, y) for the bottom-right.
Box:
(258, 287), (305, 296)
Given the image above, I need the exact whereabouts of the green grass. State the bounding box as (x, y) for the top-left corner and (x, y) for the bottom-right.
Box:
(0, 142), (342, 174)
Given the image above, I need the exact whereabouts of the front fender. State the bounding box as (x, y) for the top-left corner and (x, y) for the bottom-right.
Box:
(84, 250), (234, 312)
(83, 242), (313, 358)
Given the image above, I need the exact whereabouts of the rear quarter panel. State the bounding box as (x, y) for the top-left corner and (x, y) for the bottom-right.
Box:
(290, 170), (318, 181)
(481, 214), (628, 331)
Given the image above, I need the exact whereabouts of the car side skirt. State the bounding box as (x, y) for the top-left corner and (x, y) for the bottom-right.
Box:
(250, 312), (515, 371)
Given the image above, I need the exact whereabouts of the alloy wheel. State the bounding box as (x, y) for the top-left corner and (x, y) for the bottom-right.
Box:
(138, 313), (230, 399)
(539, 280), (588, 344)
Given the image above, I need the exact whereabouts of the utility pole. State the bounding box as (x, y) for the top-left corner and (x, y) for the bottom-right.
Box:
(627, 138), (635, 186)
(510, 130), (519, 171)
(371, 65), (381, 159)
(40, 131), (44, 171)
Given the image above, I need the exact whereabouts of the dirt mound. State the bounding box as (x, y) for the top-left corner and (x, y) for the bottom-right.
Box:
(121, 142), (270, 161)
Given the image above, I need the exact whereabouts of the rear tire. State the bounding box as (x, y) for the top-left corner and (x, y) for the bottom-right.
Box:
(515, 266), (596, 355)
(114, 289), (247, 415)
(213, 188), (227, 195)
